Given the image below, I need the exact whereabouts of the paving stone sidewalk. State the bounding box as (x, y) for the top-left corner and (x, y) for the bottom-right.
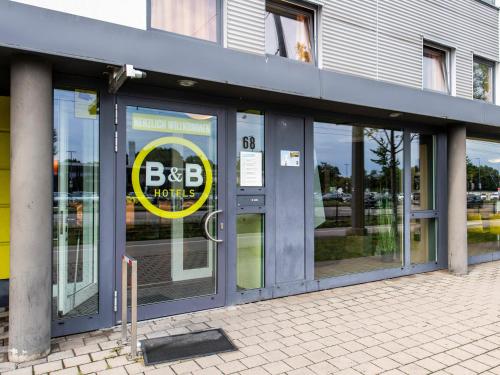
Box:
(2, 261), (500, 375)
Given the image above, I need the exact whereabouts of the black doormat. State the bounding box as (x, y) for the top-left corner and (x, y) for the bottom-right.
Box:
(141, 328), (237, 365)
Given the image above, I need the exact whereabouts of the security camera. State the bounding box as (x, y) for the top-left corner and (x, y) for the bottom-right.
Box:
(108, 64), (147, 94)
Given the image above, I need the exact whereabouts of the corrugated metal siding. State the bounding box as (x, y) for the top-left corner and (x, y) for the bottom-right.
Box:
(321, 0), (499, 98)
(322, 0), (378, 79)
(226, 0), (265, 55)
(456, 50), (473, 98)
(377, 33), (422, 88)
(224, 0), (498, 98)
(323, 19), (377, 79)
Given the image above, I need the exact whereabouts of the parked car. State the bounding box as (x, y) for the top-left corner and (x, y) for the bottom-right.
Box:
(467, 194), (483, 209)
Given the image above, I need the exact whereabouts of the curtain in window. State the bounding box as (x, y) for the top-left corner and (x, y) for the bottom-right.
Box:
(423, 47), (448, 93)
(292, 14), (313, 63)
(265, 3), (314, 64)
(151, 0), (217, 42)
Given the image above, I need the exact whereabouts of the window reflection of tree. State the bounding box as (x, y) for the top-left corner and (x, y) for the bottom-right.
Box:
(365, 129), (403, 259)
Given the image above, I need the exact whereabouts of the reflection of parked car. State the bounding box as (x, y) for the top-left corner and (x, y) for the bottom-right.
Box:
(322, 192), (343, 201)
(467, 194), (483, 209)
(364, 193), (377, 208)
(342, 193), (352, 202)
(491, 192), (499, 200)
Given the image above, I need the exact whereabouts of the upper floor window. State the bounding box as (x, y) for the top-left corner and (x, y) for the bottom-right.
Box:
(150, 0), (219, 42)
(423, 44), (450, 94)
(473, 57), (495, 103)
(265, 0), (315, 64)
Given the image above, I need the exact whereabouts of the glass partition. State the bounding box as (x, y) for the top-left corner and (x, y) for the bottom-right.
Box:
(125, 106), (218, 305)
(410, 218), (437, 264)
(237, 111), (265, 187)
(314, 123), (404, 278)
(52, 89), (99, 319)
(411, 134), (435, 210)
(466, 139), (500, 257)
(237, 214), (264, 290)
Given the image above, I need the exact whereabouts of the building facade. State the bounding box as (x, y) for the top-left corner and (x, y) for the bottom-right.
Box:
(0, 0), (499, 362)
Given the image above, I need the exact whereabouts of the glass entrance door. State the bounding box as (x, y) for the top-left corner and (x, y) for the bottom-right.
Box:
(116, 99), (225, 321)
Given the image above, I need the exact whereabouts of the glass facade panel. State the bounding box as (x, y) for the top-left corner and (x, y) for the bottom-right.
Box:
(314, 123), (404, 278)
(466, 139), (500, 257)
(411, 134), (435, 210)
(125, 107), (218, 305)
(237, 214), (264, 290)
(151, 0), (218, 42)
(236, 111), (264, 187)
(265, 0), (315, 64)
(423, 45), (449, 93)
(52, 89), (100, 319)
(411, 218), (437, 264)
(473, 58), (494, 103)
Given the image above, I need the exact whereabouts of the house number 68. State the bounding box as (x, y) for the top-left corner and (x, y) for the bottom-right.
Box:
(242, 136), (256, 150)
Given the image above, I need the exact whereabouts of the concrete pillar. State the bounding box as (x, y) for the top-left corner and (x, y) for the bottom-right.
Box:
(9, 56), (52, 362)
(447, 125), (468, 276)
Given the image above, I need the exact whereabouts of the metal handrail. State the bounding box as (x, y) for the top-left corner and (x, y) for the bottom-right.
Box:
(121, 255), (138, 359)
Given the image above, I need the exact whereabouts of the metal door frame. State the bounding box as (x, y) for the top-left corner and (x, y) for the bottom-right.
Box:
(114, 94), (227, 324)
(52, 76), (115, 337)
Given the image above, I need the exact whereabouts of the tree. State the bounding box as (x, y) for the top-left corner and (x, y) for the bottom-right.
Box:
(467, 156), (500, 191)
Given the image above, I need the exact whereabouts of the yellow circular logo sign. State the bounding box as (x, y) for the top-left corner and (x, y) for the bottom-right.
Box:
(131, 136), (213, 219)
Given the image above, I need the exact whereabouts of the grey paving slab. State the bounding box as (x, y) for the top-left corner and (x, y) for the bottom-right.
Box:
(3, 261), (500, 374)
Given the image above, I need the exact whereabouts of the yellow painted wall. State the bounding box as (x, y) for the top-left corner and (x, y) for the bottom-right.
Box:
(0, 97), (9, 280)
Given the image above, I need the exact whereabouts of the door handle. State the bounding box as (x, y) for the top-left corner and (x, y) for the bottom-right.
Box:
(203, 210), (223, 243)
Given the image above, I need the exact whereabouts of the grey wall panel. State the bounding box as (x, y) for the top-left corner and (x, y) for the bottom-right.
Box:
(226, 0), (265, 55)
(274, 115), (305, 284)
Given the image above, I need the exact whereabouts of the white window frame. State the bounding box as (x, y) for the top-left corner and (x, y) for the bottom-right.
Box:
(265, 0), (319, 66)
(472, 55), (496, 104)
(422, 41), (455, 96)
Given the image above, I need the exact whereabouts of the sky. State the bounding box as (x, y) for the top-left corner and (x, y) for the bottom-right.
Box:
(466, 138), (500, 171)
(314, 123), (500, 177)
